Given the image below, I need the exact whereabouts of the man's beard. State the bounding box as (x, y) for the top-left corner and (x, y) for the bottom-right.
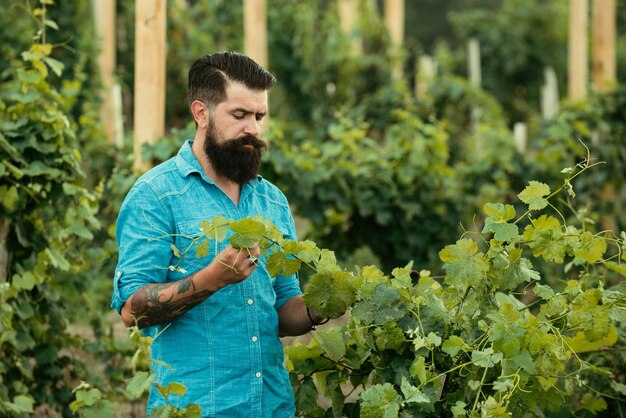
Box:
(203, 125), (267, 186)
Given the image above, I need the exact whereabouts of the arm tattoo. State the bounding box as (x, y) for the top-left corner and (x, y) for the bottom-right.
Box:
(130, 273), (213, 328)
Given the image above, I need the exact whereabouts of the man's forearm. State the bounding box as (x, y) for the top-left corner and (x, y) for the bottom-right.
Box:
(122, 272), (214, 328)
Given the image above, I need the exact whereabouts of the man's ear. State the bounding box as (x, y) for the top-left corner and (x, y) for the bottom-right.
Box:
(190, 100), (209, 129)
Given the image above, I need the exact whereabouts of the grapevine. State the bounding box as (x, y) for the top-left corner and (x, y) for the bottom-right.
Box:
(161, 151), (626, 417)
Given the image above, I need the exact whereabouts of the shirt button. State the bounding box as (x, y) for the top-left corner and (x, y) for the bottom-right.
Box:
(255, 372), (261, 378)
(251, 336), (258, 342)
(116, 271), (121, 277)
(247, 299), (254, 305)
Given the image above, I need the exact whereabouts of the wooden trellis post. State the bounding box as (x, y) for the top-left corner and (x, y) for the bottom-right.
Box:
(93, 0), (122, 147)
(384, 0), (404, 77)
(339, 0), (362, 55)
(133, 0), (166, 174)
(244, 0), (268, 69)
(568, 0), (589, 101)
(592, 0), (616, 91)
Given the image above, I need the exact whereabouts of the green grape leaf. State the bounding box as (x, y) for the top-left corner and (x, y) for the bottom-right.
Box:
(351, 284), (405, 325)
(293, 376), (320, 415)
(262, 218), (283, 243)
(195, 241), (209, 258)
(125, 372), (154, 398)
(167, 382), (187, 397)
(12, 272), (36, 290)
(266, 252), (301, 277)
(360, 383), (401, 418)
(410, 356), (428, 384)
(611, 381), (626, 396)
(295, 240), (321, 263)
(81, 400), (116, 418)
(303, 271), (356, 318)
(181, 404), (202, 418)
(518, 181), (551, 210)
(374, 323), (405, 350)
(496, 250), (541, 290)
(507, 349), (535, 374)
(229, 217), (265, 248)
(493, 378), (514, 392)
(362, 265), (387, 282)
(282, 239), (321, 263)
(580, 393), (608, 413)
(482, 222), (519, 242)
(316, 249), (340, 273)
(468, 380), (481, 391)
(522, 215), (566, 263)
(315, 330), (346, 361)
(1, 185), (19, 211)
(471, 348), (503, 368)
(391, 261), (413, 289)
(533, 283), (555, 300)
(573, 231), (607, 263)
(400, 376), (430, 404)
(170, 243), (181, 258)
(484, 202), (516, 222)
(451, 401), (467, 417)
(442, 336), (466, 357)
(200, 216), (229, 242)
(7, 395), (34, 413)
(439, 239), (490, 288)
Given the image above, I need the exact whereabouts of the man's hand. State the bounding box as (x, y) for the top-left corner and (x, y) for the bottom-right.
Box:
(209, 244), (261, 287)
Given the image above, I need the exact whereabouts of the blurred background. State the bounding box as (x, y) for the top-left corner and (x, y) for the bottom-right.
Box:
(0, 0), (625, 416)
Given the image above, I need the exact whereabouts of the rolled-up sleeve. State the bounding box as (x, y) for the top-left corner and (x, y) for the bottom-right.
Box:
(111, 181), (174, 313)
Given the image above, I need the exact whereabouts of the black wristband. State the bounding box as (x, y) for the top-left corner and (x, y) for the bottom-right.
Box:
(306, 306), (329, 329)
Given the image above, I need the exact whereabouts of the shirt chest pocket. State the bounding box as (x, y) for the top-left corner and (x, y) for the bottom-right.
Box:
(174, 220), (224, 272)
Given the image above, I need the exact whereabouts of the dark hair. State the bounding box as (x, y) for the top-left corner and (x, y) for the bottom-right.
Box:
(188, 51), (276, 109)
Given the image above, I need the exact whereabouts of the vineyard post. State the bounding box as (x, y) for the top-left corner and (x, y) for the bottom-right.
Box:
(541, 66), (560, 119)
(568, 0), (589, 101)
(92, 0), (123, 148)
(592, 0), (616, 92)
(244, 0), (268, 69)
(384, 0), (404, 78)
(415, 54), (436, 98)
(338, 0), (362, 55)
(468, 38), (483, 151)
(513, 122), (527, 153)
(133, 0), (166, 174)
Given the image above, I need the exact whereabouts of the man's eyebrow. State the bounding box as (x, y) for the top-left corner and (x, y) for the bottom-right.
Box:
(231, 107), (266, 116)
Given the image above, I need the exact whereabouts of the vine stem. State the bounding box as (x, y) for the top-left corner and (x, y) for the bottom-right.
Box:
(471, 364), (490, 414)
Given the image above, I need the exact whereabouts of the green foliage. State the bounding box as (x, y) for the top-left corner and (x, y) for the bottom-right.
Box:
(0, 4), (102, 415)
(169, 157), (625, 416)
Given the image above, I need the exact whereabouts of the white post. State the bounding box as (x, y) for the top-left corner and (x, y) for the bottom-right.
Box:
(513, 122), (527, 154)
(415, 55), (436, 98)
(468, 38), (482, 150)
(541, 66), (560, 119)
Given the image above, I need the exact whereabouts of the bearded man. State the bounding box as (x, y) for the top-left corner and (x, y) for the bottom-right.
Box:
(111, 52), (325, 417)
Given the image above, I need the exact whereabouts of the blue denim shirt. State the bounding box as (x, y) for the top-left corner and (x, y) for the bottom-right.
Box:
(111, 141), (301, 417)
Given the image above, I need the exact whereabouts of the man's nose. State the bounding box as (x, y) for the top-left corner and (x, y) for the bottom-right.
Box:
(243, 118), (261, 137)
